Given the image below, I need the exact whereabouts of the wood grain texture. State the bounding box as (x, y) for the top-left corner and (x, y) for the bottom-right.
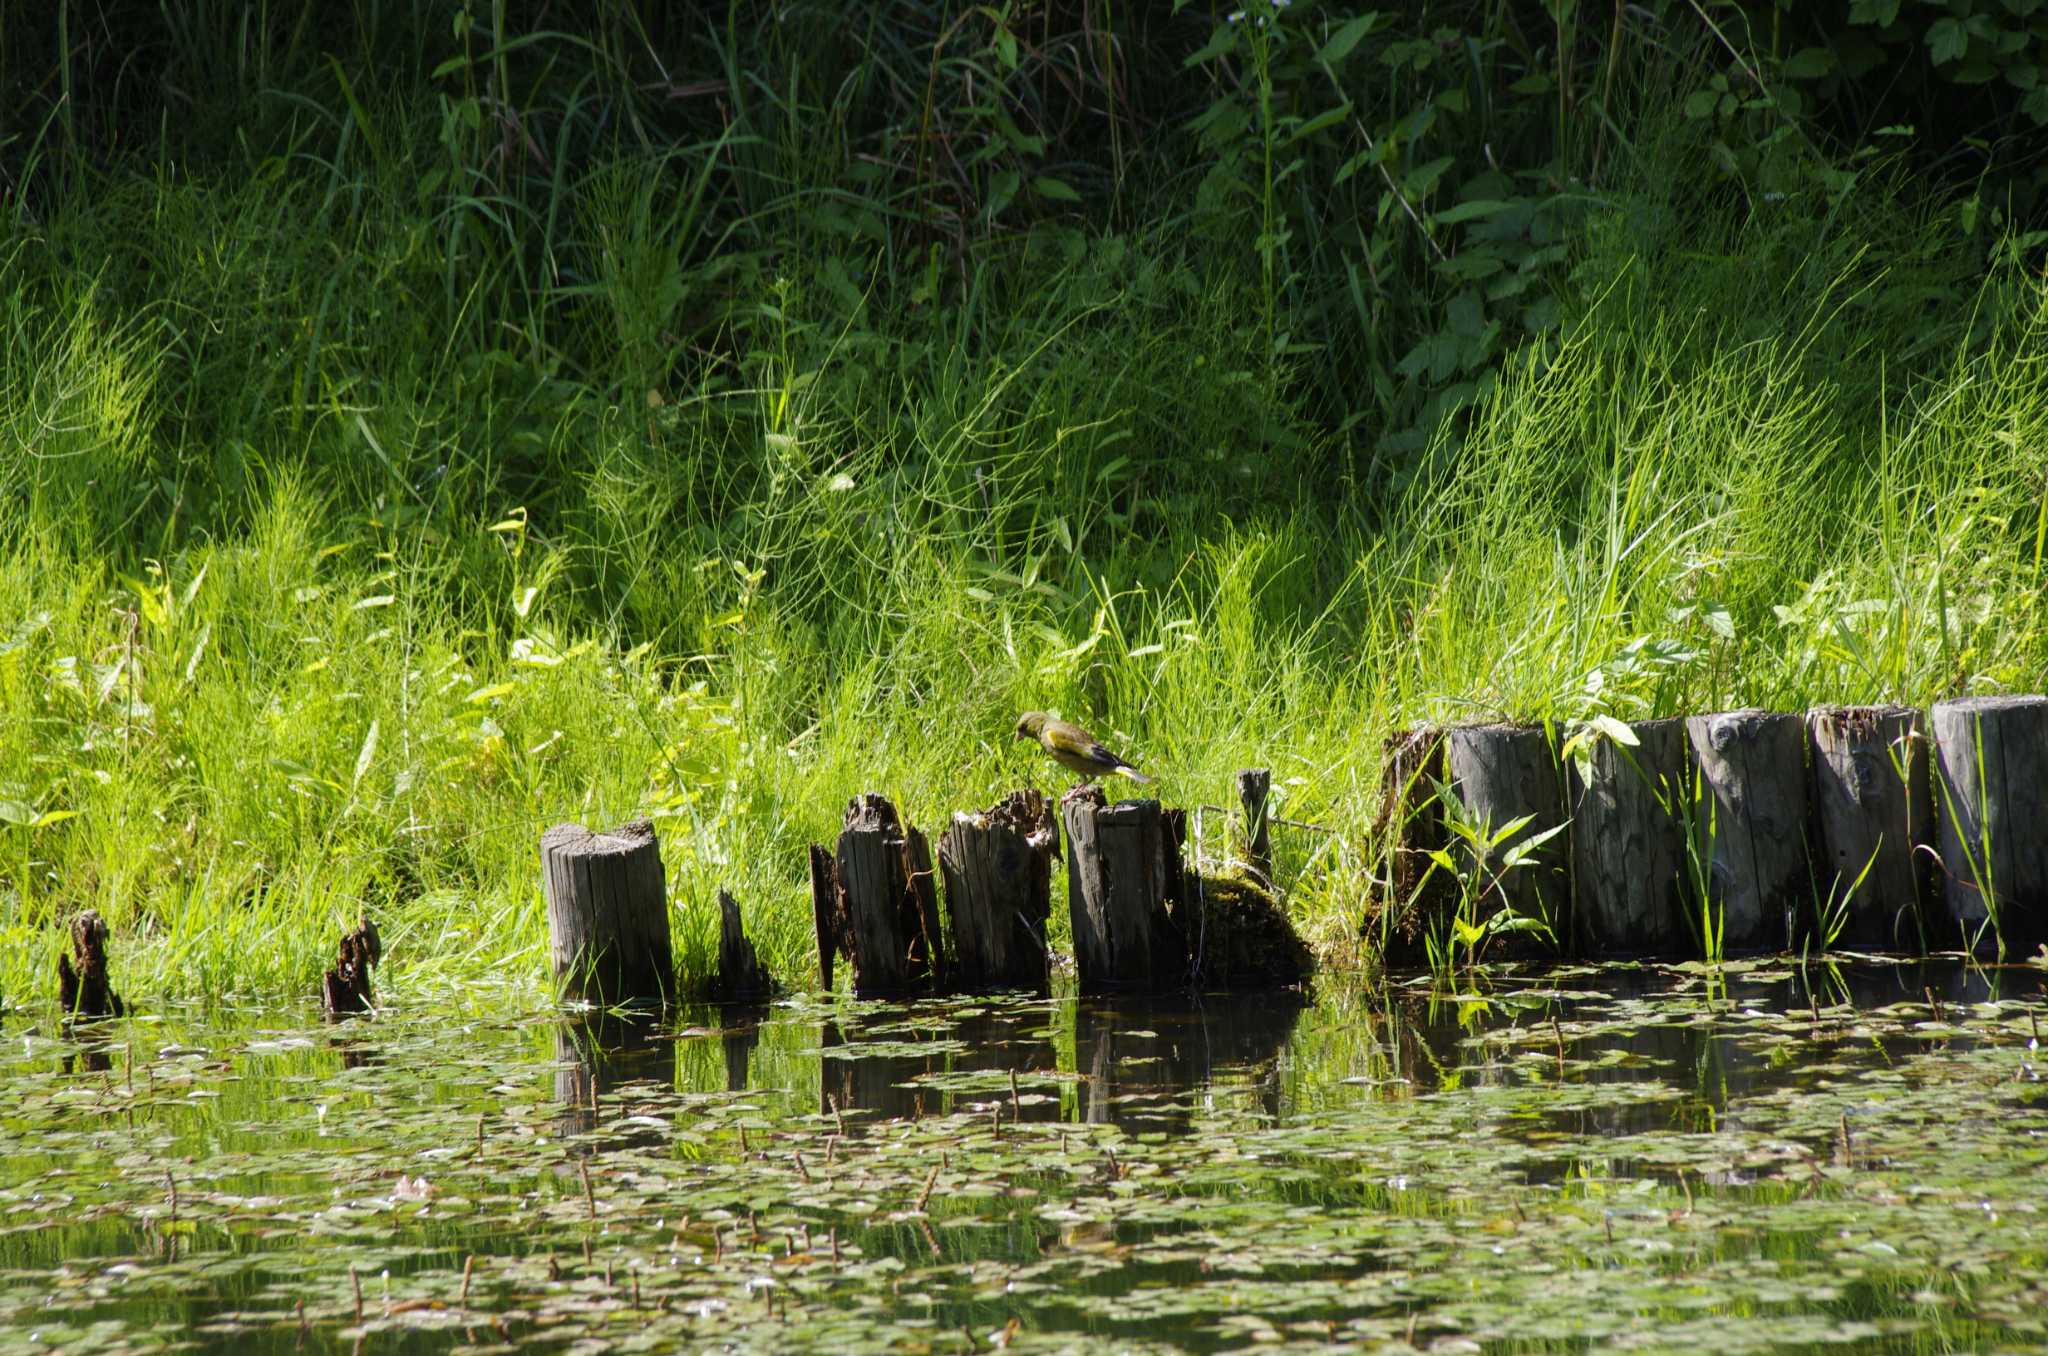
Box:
(938, 789), (1057, 994)
(1930, 695), (2048, 955)
(1569, 717), (1690, 957)
(813, 792), (944, 998)
(540, 819), (674, 1008)
(1684, 710), (1810, 954)
(1443, 722), (1569, 957)
(1061, 787), (1185, 995)
(1806, 705), (1933, 951)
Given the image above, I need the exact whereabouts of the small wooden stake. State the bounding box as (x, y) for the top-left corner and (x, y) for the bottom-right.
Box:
(57, 911), (125, 1019)
(1236, 768), (1274, 886)
(540, 820), (674, 1008)
(710, 889), (773, 1001)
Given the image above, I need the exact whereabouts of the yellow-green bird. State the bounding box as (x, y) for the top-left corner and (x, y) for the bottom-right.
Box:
(1014, 711), (1153, 785)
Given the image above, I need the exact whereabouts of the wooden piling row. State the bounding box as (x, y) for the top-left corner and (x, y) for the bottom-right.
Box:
(1379, 694), (2048, 960)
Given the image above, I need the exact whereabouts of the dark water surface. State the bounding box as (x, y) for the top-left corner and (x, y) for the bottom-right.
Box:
(1, 958), (2045, 1353)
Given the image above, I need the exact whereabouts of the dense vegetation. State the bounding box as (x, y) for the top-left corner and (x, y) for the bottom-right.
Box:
(3, 1), (2046, 1001)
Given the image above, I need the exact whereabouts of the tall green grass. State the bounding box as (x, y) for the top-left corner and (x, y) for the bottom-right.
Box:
(3, 9), (2046, 1007)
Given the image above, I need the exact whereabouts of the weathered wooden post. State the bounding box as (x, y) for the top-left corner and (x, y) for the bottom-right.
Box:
(1236, 768), (1273, 886)
(938, 789), (1058, 994)
(1930, 695), (2048, 955)
(1569, 717), (1691, 956)
(1683, 710), (1811, 953)
(57, 911), (124, 1019)
(1062, 786), (1188, 995)
(1806, 705), (1933, 951)
(1442, 722), (1570, 954)
(709, 889), (773, 1002)
(810, 792), (944, 997)
(540, 819), (674, 1008)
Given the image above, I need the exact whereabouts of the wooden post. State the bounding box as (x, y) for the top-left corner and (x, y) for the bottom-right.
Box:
(1806, 705), (1934, 951)
(1236, 768), (1273, 886)
(540, 819), (674, 1008)
(810, 793), (944, 998)
(938, 789), (1058, 994)
(1569, 717), (1691, 956)
(1364, 725), (1448, 958)
(1930, 695), (2048, 955)
(57, 910), (124, 1020)
(1061, 786), (1187, 995)
(709, 889), (773, 1002)
(1684, 710), (1811, 954)
(1442, 722), (1570, 954)
(321, 918), (383, 1016)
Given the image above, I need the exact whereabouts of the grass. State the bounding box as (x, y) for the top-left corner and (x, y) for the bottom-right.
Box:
(4, 12), (2048, 1008)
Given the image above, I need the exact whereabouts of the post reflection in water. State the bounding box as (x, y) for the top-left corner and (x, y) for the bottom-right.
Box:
(554, 1007), (671, 1143)
(719, 1002), (770, 1092)
(1076, 993), (1308, 1136)
(820, 1005), (1061, 1126)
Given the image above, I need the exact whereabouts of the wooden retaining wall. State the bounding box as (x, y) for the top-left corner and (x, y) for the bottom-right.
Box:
(1382, 695), (2048, 960)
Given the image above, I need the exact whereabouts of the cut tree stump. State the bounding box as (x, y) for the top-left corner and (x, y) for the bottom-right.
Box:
(1807, 705), (1934, 952)
(540, 819), (674, 1008)
(811, 792), (944, 998)
(57, 911), (124, 1019)
(1363, 725), (1449, 959)
(321, 917), (383, 1016)
(938, 789), (1058, 994)
(1236, 768), (1273, 886)
(1061, 787), (1187, 995)
(1569, 717), (1691, 956)
(1684, 709), (1811, 953)
(1930, 695), (2048, 955)
(709, 889), (773, 1002)
(1442, 722), (1570, 956)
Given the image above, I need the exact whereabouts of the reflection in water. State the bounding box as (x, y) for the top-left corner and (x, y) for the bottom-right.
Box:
(820, 1007), (1061, 1125)
(8, 960), (2048, 1355)
(719, 1002), (769, 1092)
(1076, 993), (1307, 1136)
(554, 1009), (671, 1142)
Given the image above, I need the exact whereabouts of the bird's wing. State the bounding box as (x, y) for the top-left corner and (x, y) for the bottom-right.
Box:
(1082, 742), (1132, 770)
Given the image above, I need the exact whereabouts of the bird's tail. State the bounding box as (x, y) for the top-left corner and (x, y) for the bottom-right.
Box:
(1115, 765), (1154, 786)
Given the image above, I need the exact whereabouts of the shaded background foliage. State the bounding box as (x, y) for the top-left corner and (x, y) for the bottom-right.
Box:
(7, 0), (2046, 550)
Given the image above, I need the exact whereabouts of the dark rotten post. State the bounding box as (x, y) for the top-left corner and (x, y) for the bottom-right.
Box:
(710, 889), (773, 1002)
(1061, 786), (1187, 995)
(811, 792), (944, 997)
(938, 790), (1058, 993)
(1929, 694), (2048, 955)
(540, 819), (675, 1008)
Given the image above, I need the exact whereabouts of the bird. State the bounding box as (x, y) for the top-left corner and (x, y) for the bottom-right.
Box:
(1013, 711), (1153, 785)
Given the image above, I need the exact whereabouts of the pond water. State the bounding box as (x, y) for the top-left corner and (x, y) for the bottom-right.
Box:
(2, 958), (2045, 1353)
